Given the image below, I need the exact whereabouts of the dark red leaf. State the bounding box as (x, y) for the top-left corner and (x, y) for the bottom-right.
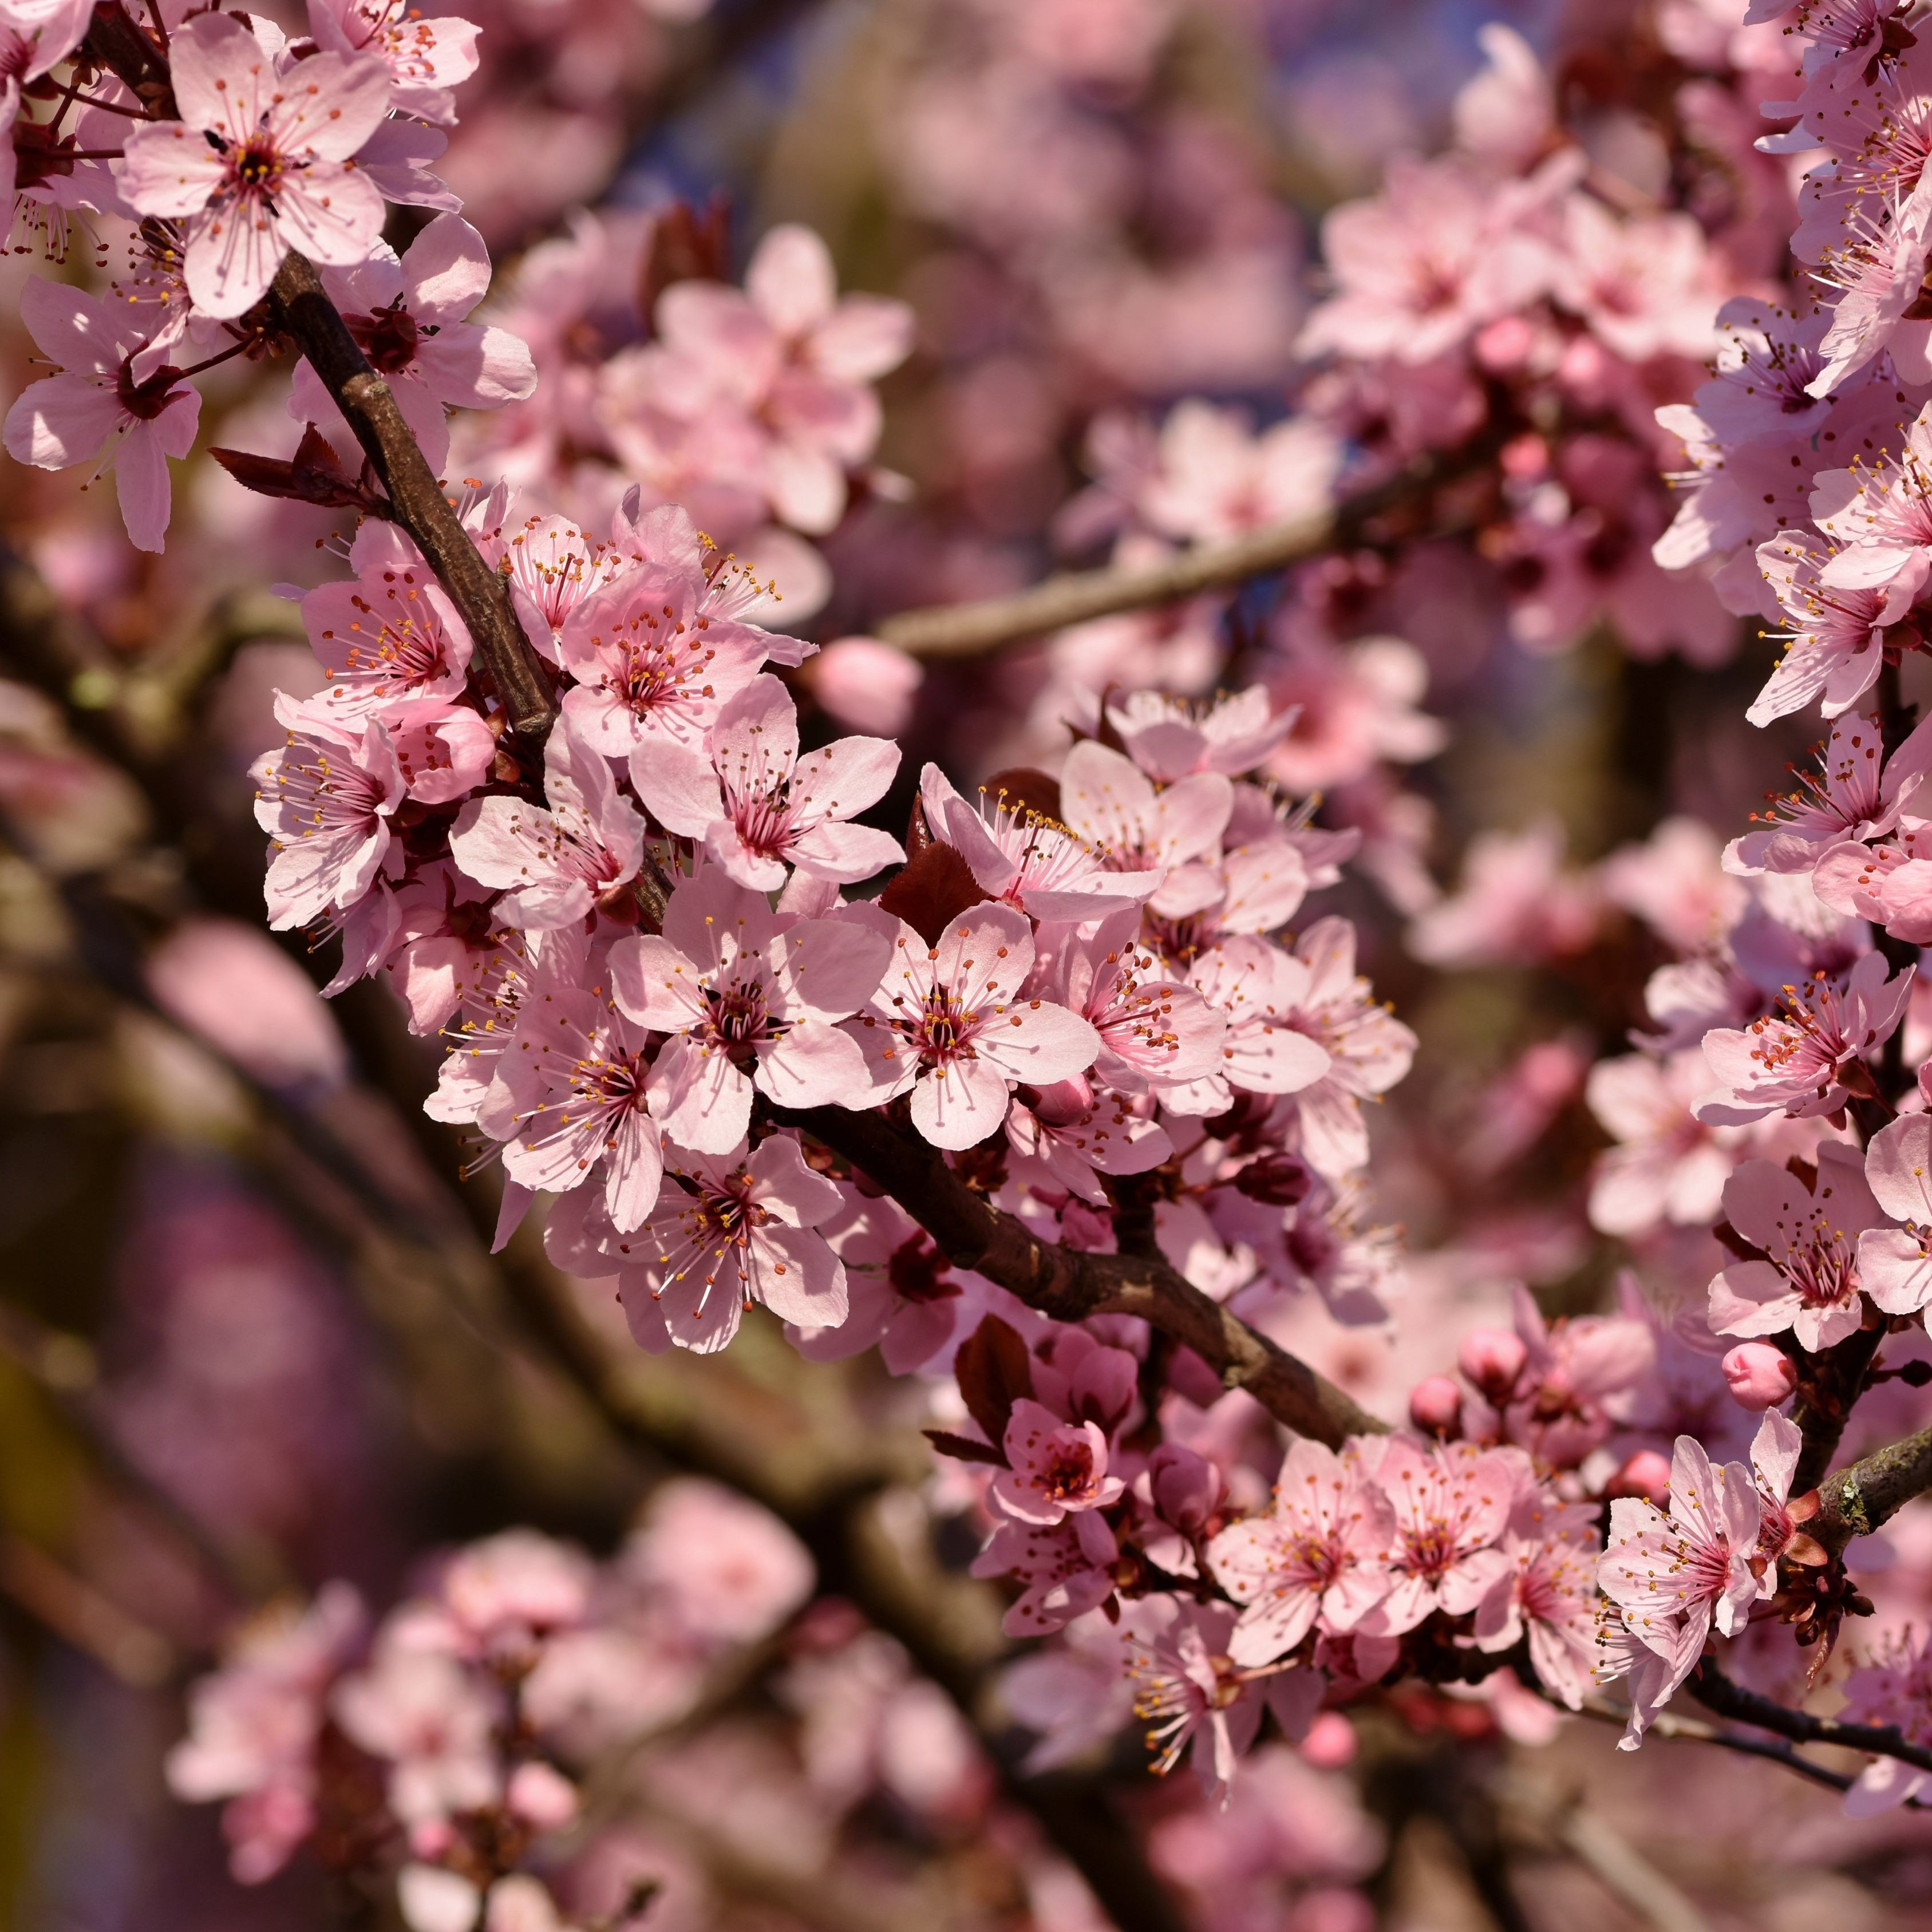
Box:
(953, 1314), (1033, 1447)
(878, 839), (990, 946)
(922, 1428), (1006, 1467)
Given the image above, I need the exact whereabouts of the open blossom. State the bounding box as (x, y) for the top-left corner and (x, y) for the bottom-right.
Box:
(1747, 530), (1917, 727)
(252, 698), (405, 931)
(1707, 1143), (1885, 1351)
(618, 1135), (848, 1354)
(991, 1398), (1125, 1524)
(166, 1584), (366, 1884)
(1059, 740), (1233, 875)
(306, 0), (479, 125)
(1279, 918), (1419, 1178)
(1811, 402), (1932, 598)
(1839, 1630), (1932, 1815)
(2, 282), (201, 554)
(1161, 939), (1332, 1117)
(853, 902), (1101, 1149)
(920, 766), (1163, 922)
(116, 11), (392, 319)
(1697, 951), (1914, 1122)
(1125, 1601), (1322, 1800)
(476, 954), (662, 1232)
(448, 720), (644, 930)
(331, 1639), (500, 1827)
(1127, 400), (1341, 546)
(1858, 1112), (1932, 1317)
(1406, 819), (1601, 968)
(1726, 711), (1932, 875)
(627, 674), (903, 890)
(973, 1510), (1118, 1638)
(1598, 1435), (1764, 1690)
(1204, 1441), (1393, 1668)
(1472, 1496), (1602, 1710)
(1585, 1050), (1753, 1236)
(290, 216), (536, 471)
(609, 872), (889, 1154)
(301, 540), (473, 722)
(1030, 910), (1226, 1093)
(557, 564), (776, 757)
(1355, 1440), (1520, 1636)
(1105, 686), (1295, 782)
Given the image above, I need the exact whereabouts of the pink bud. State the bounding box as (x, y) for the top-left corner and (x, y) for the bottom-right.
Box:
(1299, 1711), (1357, 1769)
(1408, 1376), (1463, 1437)
(1456, 1327), (1527, 1400)
(1610, 1449), (1672, 1506)
(408, 1819), (457, 1860)
(1722, 1342), (1797, 1411)
(810, 637), (924, 736)
(507, 1760), (579, 1831)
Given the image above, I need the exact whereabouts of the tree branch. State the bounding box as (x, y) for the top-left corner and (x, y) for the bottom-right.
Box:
(1690, 1658), (1932, 1777)
(268, 254), (559, 746)
(787, 1105), (1389, 1447)
(871, 452), (1471, 660)
(1811, 1420), (1932, 1556)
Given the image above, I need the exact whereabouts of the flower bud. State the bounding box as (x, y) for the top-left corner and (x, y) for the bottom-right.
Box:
(1409, 1375), (1463, 1437)
(1722, 1342), (1796, 1411)
(1609, 1449), (1672, 1505)
(1456, 1327), (1527, 1400)
(1299, 1710), (1357, 1769)
(507, 1760), (579, 1831)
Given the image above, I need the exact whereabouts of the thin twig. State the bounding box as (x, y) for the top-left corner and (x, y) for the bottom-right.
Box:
(0, 1532), (177, 1686)
(872, 453), (1471, 659)
(1574, 1696), (1861, 1798)
(1691, 1659), (1932, 1777)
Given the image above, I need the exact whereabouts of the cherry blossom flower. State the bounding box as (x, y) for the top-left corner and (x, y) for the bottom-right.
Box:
(1259, 634), (1447, 797)
(1547, 195), (1720, 361)
(1126, 1600), (1322, 1799)
(2, 281), (201, 553)
(1472, 1495), (1602, 1710)
(1839, 1630), (1932, 1815)
(1278, 917), (1419, 1178)
(627, 674), (903, 890)
(485, 514), (626, 665)
(1805, 173), (1932, 397)
(852, 902), (1101, 1148)
(990, 1397), (1125, 1524)
(301, 543), (473, 722)
(1697, 951), (1914, 1122)
(289, 216), (536, 471)
(1859, 1112), (1932, 1318)
(1127, 400), (1342, 546)
(1005, 1078), (1171, 1202)
(448, 720), (645, 930)
(1354, 1440), (1521, 1636)
(1029, 910), (1226, 1093)
(1407, 820), (1601, 969)
(919, 764), (1164, 922)
(643, 223), (914, 535)
(1598, 1435), (1765, 1690)
(252, 698), (406, 931)
(1104, 686), (1294, 782)
(1708, 1143), (1885, 1350)
(1204, 1441), (1394, 1667)
(972, 1510), (1118, 1638)
(556, 562), (776, 757)
(437, 1530), (593, 1659)
(1161, 939), (1332, 1117)
(166, 1584), (366, 1883)
(1059, 740), (1233, 875)
(1297, 155), (1552, 365)
(331, 1639), (501, 1826)
(306, 0), (479, 125)
(116, 11), (393, 319)
(476, 957), (662, 1232)
(1726, 711), (1932, 875)
(609, 872), (889, 1154)
(1747, 530), (1917, 726)
(618, 1135), (848, 1354)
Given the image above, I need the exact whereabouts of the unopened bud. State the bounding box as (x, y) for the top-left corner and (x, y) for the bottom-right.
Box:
(507, 1760), (579, 1831)
(1409, 1375), (1463, 1437)
(1456, 1327), (1526, 1400)
(1722, 1342), (1797, 1411)
(1299, 1710), (1357, 1769)
(1609, 1449), (1672, 1505)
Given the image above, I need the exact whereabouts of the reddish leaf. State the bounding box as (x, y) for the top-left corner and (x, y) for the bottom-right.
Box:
(878, 839), (989, 945)
(954, 1314), (1033, 1447)
(640, 194), (732, 324)
(210, 425), (387, 514)
(922, 1429), (1006, 1467)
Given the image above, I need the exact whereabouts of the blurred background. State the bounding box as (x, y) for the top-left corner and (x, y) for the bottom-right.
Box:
(6, 0), (1932, 1926)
